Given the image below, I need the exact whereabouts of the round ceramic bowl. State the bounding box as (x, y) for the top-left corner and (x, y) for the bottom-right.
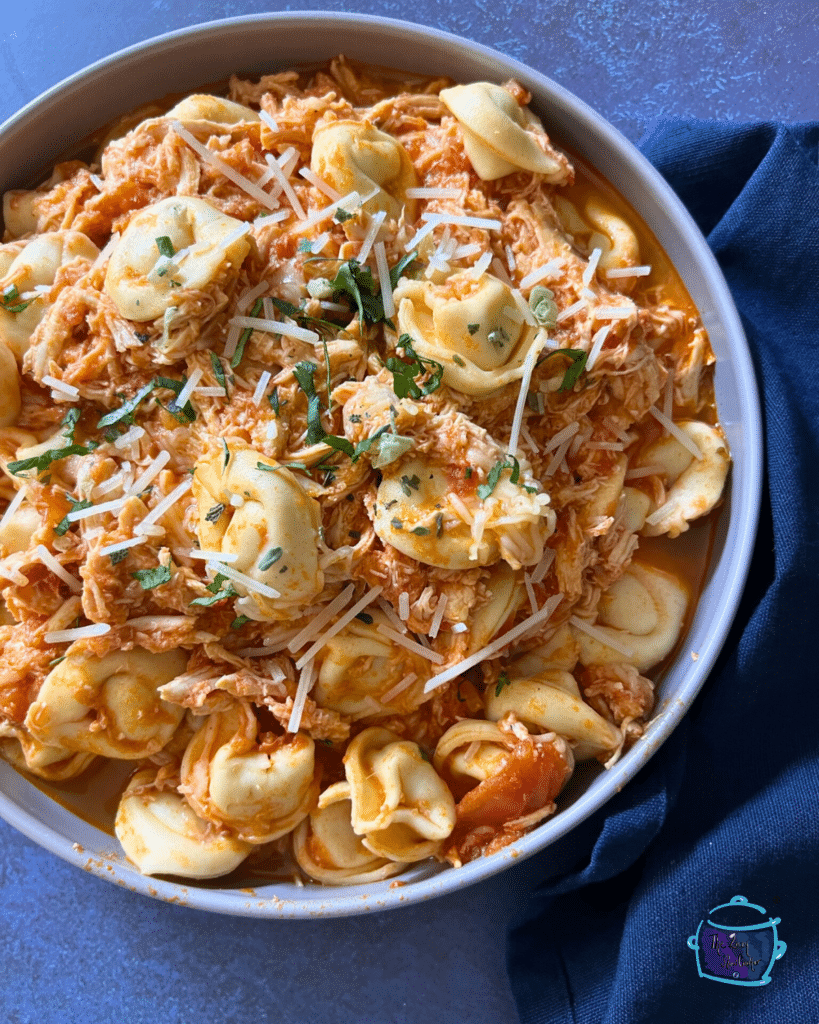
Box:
(0, 13), (762, 918)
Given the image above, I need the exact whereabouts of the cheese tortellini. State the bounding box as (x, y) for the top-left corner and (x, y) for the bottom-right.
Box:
(311, 120), (417, 221)
(312, 609), (431, 718)
(193, 442), (323, 619)
(115, 767), (253, 879)
(24, 647), (187, 759)
(395, 272), (544, 397)
(293, 792), (407, 886)
(104, 196), (251, 322)
(0, 725), (96, 781)
(571, 563), (689, 673)
(166, 94), (259, 126)
(0, 230), (99, 361)
(335, 727), (456, 862)
(179, 700), (319, 844)
(372, 455), (555, 570)
(440, 82), (568, 181)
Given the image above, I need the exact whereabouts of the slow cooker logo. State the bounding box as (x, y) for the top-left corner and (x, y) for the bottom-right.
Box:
(687, 895), (787, 987)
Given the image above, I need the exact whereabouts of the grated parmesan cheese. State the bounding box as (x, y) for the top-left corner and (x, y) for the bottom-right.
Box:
(42, 376), (79, 399)
(288, 584), (356, 651)
(586, 324), (611, 370)
(171, 121), (279, 210)
(128, 450), (171, 496)
(648, 407), (704, 458)
(374, 241), (395, 319)
(136, 477), (193, 531)
(45, 622), (111, 644)
(519, 258), (564, 290)
(405, 186), (462, 199)
(294, 586), (383, 670)
(556, 299), (587, 323)
(286, 659), (316, 733)
(229, 314), (319, 345)
(606, 265), (651, 278)
(569, 614), (634, 658)
(252, 370), (271, 406)
(398, 591), (411, 620)
(376, 624), (445, 664)
(34, 545), (82, 593)
(428, 594), (448, 639)
(298, 166), (341, 201)
(380, 673), (418, 704)
(205, 558), (281, 599)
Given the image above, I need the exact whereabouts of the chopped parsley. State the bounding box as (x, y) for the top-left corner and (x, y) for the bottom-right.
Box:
(209, 351), (228, 393)
(0, 283), (34, 314)
(435, 512), (444, 538)
(292, 361), (326, 445)
(334, 207), (354, 223)
(538, 348), (590, 392)
(132, 562), (173, 590)
(109, 548), (129, 566)
(400, 473), (421, 497)
(495, 671), (511, 697)
(467, 323), (480, 335)
(258, 547), (283, 572)
(9, 408), (96, 478)
(54, 494), (93, 536)
(97, 376), (195, 429)
(452, 354), (466, 367)
(411, 526), (430, 536)
(297, 238), (313, 253)
(231, 297), (264, 369)
(155, 236), (175, 259)
(325, 250), (419, 330)
(355, 611), (374, 624)
(477, 455), (521, 500)
(391, 517), (404, 530)
(221, 440), (230, 470)
(268, 386), (280, 416)
(205, 502), (225, 523)
(386, 335), (443, 399)
(230, 615), (250, 630)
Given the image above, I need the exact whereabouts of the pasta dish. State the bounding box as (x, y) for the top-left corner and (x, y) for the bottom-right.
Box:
(0, 58), (729, 885)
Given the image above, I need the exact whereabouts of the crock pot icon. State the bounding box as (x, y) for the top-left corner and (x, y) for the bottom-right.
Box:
(687, 895), (786, 986)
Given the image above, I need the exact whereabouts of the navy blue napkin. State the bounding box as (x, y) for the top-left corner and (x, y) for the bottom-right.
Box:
(506, 118), (819, 1022)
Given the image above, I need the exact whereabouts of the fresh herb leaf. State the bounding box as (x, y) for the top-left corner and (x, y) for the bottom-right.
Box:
(465, 467), (472, 479)
(538, 348), (589, 392)
(222, 440), (230, 470)
(452, 354), (466, 367)
(54, 495), (92, 536)
(477, 455), (521, 500)
(411, 526), (430, 536)
(355, 611), (374, 624)
(256, 460), (308, 473)
(386, 335), (444, 400)
(0, 283), (34, 313)
(134, 331), (150, 344)
(335, 207), (354, 222)
(205, 502), (225, 523)
(258, 547), (283, 572)
(109, 548), (129, 565)
(369, 432), (414, 469)
(209, 351), (227, 393)
(9, 408), (93, 477)
(292, 361), (325, 444)
(495, 671), (511, 697)
(389, 250), (419, 288)
(298, 238), (313, 253)
(435, 512), (444, 537)
(230, 615), (250, 630)
(467, 323), (480, 335)
(231, 297), (263, 369)
(97, 381), (155, 429)
(391, 517), (403, 530)
(132, 562), (173, 590)
(155, 236), (175, 258)
(529, 285), (558, 328)
(268, 386), (280, 416)
(400, 473), (420, 497)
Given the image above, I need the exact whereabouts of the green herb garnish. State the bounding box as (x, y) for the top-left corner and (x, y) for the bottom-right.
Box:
(231, 297), (263, 369)
(54, 494), (93, 536)
(209, 351), (227, 393)
(205, 503), (225, 523)
(400, 473), (421, 497)
(155, 236), (175, 258)
(258, 547), (283, 572)
(9, 408), (95, 478)
(495, 671), (511, 697)
(386, 335), (443, 399)
(230, 615), (250, 630)
(538, 348), (590, 392)
(477, 455), (521, 501)
(467, 323), (480, 335)
(109, 548), (129, 566)
(132, 562), (173, 590)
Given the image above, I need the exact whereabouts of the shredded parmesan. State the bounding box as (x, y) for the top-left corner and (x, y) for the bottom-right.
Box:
(378, 598), (408, 634)
(469, 251), (493, 278)
(450, 622), (467, 634)
(113, 426), (145, 450)
(593, 305), (634, 321)
(545, 435), (575, 477)
(68, 496), (127, 522)
(376, 624), (445, 664)
(205, 559), (281, 599)
(586, 324), (611, 370)
(556, 299), (587, 323)
(128, 450), (171, 496)
(582, 247), (602, 286)
(262, 153), (306, 219)
(663, 366), (675, 424)
(530, 547), (555, 585)
(287, 584), (355, 651)
(34, 545), (82, 593)
(294, 586), (383, 670)
(428, 594), (448, 638)
(229, 314), (319, 345)
(380, 673), (417, 704)
(298, 166), (341, 201)
(405, 186), (462, 199)
(524, 573), (538, 615)
(98, 537), (145, 557)
(357, 210), (387, 264)
(508, 334), (545, 455)
(606, 265), (651, 278)
(185, 549), (239, 563)
(286, 659), (316, 733)
(543, 421), (580, 455)
(374, 242), (395, 319)
(258, 109), (279, 133)
(648, 406), (704, 458)
(172, 368), (203, 411)
(519, 258), (564, 290)
(424, 593), (564, 692)
(504, 244), (517, 273)
(0, 488), (26, 532)
(42, 376), (79, 398)
(44, 623), (111, 644)
(625, 464), (666, 480)
(137, 477), (193, 530)
(421, 212), (502, 231)
(237, 281), (269, 314)
(171, 121), (279, 210)
(569, 614), (635, 658)
(252, 370), (271, 406)
(398, 591), (411, 621)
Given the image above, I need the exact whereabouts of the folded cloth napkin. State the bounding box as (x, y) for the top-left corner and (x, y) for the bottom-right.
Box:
(506, 118), (819, 1023)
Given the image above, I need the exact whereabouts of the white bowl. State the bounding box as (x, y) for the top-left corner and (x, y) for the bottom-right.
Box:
(0, 13), (762, 918)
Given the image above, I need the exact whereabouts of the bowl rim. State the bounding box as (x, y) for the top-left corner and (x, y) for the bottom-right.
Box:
(0, 10), (763, 918)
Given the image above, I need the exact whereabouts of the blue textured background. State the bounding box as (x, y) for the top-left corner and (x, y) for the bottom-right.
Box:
(1, 4), (816, 1023)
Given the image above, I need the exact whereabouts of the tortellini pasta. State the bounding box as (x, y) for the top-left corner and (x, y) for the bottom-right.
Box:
(0, 726), (96, 781)
(104, 196), (251, 321)
(636, 422), (730, 538)
(115, 767), (253, 879)
(0, 230), (99, 360)
(193, 442), (324, 619)
(312, 609), (431, 718)
(292, 792), (407, 886)
(24, 647), (187, 759)
(572, 563), (689, 672)
(179, 700), (319, 844)
(0, 343), (21, 429)
(311, 120), (417, 221)
(372, 455), (555, 570)
(166, 94), (259, 125)
(394, 272), (544, 397)
(485, 670), (622, 762)
(336, 727), (456, 862)
(440, 82), (568, 181)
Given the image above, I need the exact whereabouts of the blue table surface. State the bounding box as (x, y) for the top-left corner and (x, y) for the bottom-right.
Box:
(1, 4), (816, 1023)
